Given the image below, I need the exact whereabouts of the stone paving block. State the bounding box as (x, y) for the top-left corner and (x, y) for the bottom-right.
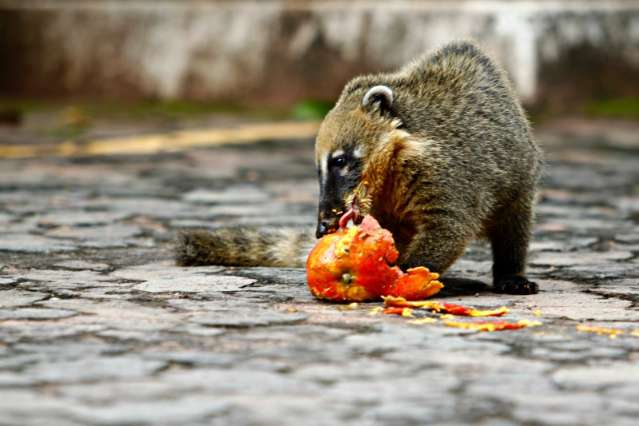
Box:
(0, 276), (19, 286)
(53, 260), (112, 271)
(34, 211), (130, 227)
(12, 340), (127, 360)
(45, 224), (144, 248)
(183, 186), (270, 204)
(0, 125), (638, 425)
(0, 212), (13, 224)
(18, 269), (113, 290)
(0, 289), (48, 308)
(173, 325), (227, 337)
(0, 390), (88, 426)
(589, 278), (639, 297)
(615, 231), (639, 243)
(105, 198), (205, 219)
(133, 274), (254, 293)
(0, 234), (77, 253)
(68, 396), (230, 425)
(203, 203), (289, 217)
(111, 263), (254, 293)
(24, 356), (166, 384)
(142, 351), (238, 367)
(227, 215), (316, 227)
(265, 179), (318, 204)
(0, 307), (77, 320)
(552, 364), (639, 390)
(38, 299), (187, 331)
(0, 323), (108, 342)
(0, 350), (43, 369)
(530, 237), (598, 252)
(510, 394), (612, 426)
(96, 329), (166, 342)
(564, 263), (638, 280)
(190, 307), (308, 328)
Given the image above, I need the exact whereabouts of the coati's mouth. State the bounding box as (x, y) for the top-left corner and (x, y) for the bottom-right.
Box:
(317, 182), (369, 238)
(316, 217), (338, 238)
(316, 206), (364, 238)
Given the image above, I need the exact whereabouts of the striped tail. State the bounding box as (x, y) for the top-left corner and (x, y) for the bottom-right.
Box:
(175, 227), (314, 268)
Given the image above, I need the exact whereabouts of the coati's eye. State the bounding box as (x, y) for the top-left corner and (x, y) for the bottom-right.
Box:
(330, 155), (347, 168)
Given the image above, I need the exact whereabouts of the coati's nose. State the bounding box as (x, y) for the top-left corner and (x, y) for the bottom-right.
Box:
(315, 220), (336, 238)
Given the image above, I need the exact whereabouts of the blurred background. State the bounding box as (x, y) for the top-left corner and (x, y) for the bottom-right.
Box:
(1, 0), (638, 149)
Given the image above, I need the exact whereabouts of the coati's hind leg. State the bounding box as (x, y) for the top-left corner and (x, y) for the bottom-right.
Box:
(487, 194), (538, 294)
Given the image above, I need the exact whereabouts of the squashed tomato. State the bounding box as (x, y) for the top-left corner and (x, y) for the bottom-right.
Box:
(383, 296), (509, 317)
(306, 214), (442, 302)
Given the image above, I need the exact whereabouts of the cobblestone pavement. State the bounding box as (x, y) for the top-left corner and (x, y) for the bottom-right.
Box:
(0, 119), (638, 426)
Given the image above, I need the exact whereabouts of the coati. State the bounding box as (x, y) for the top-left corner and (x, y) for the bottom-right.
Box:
(176, 41), (543, 294)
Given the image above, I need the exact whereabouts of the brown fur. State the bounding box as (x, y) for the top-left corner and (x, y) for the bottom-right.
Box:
(176, 41), (542, 294)
(175, 228), (313, 268)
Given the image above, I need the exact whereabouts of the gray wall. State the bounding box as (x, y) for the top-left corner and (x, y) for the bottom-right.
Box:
(1, 0), (639, 107)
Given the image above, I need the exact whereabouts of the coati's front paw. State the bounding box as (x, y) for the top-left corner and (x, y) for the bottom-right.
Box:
(493, 276), (538, 295)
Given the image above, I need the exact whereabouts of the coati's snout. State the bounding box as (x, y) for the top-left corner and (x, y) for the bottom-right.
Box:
(314, 85), (397, 238)
(315, 148), (362, 238)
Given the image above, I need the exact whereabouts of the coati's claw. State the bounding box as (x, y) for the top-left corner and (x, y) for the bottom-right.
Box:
(493, 276), (539, 295)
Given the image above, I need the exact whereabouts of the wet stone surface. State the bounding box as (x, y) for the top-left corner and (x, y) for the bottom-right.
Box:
(0, 123), (638, 425)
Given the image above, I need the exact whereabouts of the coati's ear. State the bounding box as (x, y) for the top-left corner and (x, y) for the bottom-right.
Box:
(361, 85), (393, 115)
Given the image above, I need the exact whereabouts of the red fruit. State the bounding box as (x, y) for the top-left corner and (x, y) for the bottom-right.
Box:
(383, 267), (443, 300)
(306, 214), (443, 302)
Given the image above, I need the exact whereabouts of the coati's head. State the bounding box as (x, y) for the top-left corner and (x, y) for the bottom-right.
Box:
(314, 84), (403, 238)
